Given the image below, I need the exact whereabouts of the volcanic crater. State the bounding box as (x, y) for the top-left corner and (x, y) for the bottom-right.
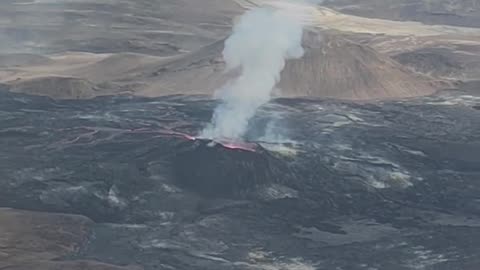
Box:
(173, 138), (289, 198)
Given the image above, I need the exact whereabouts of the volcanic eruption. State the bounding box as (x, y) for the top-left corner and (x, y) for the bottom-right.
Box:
(173, 1), (316, 197)
(200, 0), (316, 141)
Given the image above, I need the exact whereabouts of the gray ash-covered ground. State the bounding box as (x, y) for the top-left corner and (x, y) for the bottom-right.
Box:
(1, 89), (480, 269)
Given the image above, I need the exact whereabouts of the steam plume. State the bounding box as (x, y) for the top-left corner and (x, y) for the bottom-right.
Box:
(201, 1), (316, 141)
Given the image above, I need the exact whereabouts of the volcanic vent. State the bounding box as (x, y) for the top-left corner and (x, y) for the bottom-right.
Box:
(173, 138), (287, 198)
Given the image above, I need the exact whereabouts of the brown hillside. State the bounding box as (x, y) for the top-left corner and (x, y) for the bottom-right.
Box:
(138, 30), (441, 100)
(9, 76), (101, 99)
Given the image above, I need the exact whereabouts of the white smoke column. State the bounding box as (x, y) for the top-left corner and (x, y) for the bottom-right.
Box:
(201, 1), (316, 140)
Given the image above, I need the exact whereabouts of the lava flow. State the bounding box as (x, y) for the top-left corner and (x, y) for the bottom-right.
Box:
(168, 130), (258, 152)
(214, 139), (258, 152)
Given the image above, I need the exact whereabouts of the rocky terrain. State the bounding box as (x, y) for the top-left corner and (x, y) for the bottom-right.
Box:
(0, 208), (139, 270)
(1, 0), (480, 99)
(1, 0), (480, 270)
(1, 89), (480, 269)
(323, 0), (480, 28)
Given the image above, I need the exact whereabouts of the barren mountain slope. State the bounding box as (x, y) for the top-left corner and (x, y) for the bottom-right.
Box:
(348, 34), (480, 81)
(322, 0), (480, 28)
(137, 31), (441, 100)
(0, 31), (444, 100)
(9, 76), (101, 99)
(1, 0), (478, 100)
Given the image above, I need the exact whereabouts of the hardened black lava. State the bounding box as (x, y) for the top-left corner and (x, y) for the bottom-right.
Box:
(173, 138), (285, 198)
(1, 91), (480, 270)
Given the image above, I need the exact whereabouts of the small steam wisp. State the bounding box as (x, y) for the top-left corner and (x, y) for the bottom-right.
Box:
(201, 1), (316, 141)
